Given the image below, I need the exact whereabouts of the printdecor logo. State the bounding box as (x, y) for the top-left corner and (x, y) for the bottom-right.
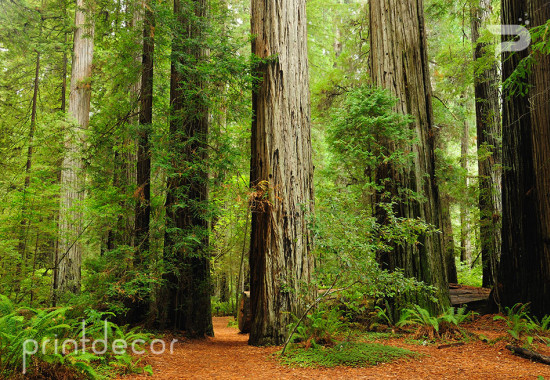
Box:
(22, 320), (178, 374)
(489, 15), (532, 52)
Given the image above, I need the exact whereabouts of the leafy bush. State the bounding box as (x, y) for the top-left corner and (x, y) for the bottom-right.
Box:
(280, 341), (415, 368)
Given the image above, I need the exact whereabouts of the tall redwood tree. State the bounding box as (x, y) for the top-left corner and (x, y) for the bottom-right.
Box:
(248, 0), (315, 345)
(158, 0), (213, 337)
(497, 0), (550, 317)
(369, 0), (449, 309)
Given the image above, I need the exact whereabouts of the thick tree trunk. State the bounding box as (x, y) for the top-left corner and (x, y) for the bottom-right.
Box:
(369, 0), (449, 309)
(471, 0), (502, 288)
(135, 3), (154, 260)
(249, 0), (315, 346)
(56, 0), (94, 295)
(497, 0), (550, 317)
(122, 3), (151, 324)
(158, 0), (213, 337)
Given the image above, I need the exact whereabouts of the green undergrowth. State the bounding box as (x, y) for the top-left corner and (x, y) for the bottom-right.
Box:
(359, 331), (399, 342)
(0, 295), (152, 379)
(279, 341), (416, 368)
(226, 316), (238, 328)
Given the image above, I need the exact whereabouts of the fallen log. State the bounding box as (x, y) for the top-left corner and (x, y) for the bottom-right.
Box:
(506, 345), (550, 365)
(238, 291), (251, 333)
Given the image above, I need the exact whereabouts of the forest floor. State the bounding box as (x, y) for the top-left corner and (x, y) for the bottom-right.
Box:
(118, 316), (550, 380)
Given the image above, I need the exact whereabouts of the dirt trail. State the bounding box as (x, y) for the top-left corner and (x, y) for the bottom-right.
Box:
(119, 317), (550, 379)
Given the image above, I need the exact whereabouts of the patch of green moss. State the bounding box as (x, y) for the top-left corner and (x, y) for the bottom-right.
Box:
(279, 342), (416, 368)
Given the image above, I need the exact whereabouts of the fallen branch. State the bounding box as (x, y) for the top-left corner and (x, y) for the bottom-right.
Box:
(506, 345), (550, 365)
(437, 342), (465, 349)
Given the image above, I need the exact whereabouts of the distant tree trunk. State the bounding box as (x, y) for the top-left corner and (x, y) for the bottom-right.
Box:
(53, 28), (68, 306)
(135, 2), (154, 260)
(471, 0), (502, 288)
(219, 273), (229, 303)
(460, 119), (472, 265)
(435, 128), (458, 284)
(249, 0), (315, 346)
(61, 31), (68, 113)
(14, 52), (40, 294)
(56, 0), (94, 295)
(369, 0), (449, 310)
(158, 0), (213, 337)
(497, 0), (550, 317)
(441, 193), (458, 283)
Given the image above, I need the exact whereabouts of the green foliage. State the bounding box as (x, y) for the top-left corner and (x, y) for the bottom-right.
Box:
(279, 341), (415, 368)
(211, 297), (233, 317)
(398, 305), (442, 333)
(374, 304), (395, 328)
(0, 295), (151, 379)
(288, 307), (346, 348)
(530, 314), (550, 333)
(327, 86), (415, 183)
(456, 258), (483, 287)
(312, 84), (440, 312)
(397, 305), (472, 340)
(226, 317), (238, 329)
(493, 303), (534, 341)
(494, 304), (550, 345)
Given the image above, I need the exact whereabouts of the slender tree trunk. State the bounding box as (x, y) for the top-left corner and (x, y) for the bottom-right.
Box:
(56, 0), (94, 295)
(135, 2), (154, 260)
(497, 0), (550, 317)
(53, 28), (68, 306)
(435, 128), (458, 284)
(14, 52), (40, 295)
(460, 119), (472, 265)
(158, 0), (213, 337)
(471, 0), (502, 287)
(20, 53), (40, 250)
(249, 0), (315, 346)
(61, 31), (68, 113)
(369, 0), (449, 310)
(441, 193), (458, 283)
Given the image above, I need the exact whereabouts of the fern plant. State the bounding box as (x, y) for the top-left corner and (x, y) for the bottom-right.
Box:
(397, 305), (472, 341)
(397, 305), (439, 331)
(493, 303), (534, 341)
(0, 295), (152, 379)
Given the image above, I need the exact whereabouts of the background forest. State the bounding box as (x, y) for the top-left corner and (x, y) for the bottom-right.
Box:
(0, 0), (549, 377)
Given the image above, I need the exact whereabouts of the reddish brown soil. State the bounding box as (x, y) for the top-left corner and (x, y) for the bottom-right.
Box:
(119, 316), (550, 380)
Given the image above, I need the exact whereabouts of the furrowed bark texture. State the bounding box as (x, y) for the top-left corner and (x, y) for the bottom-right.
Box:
(56, 0), (94, 295)
(497, 0), (550, 317)
(249, 0), (315, 346)
(471, 0), (502, 288)
(159, 0), (213, 337)
(135, 3), (154, 260)
(369, 0), (449, 309)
